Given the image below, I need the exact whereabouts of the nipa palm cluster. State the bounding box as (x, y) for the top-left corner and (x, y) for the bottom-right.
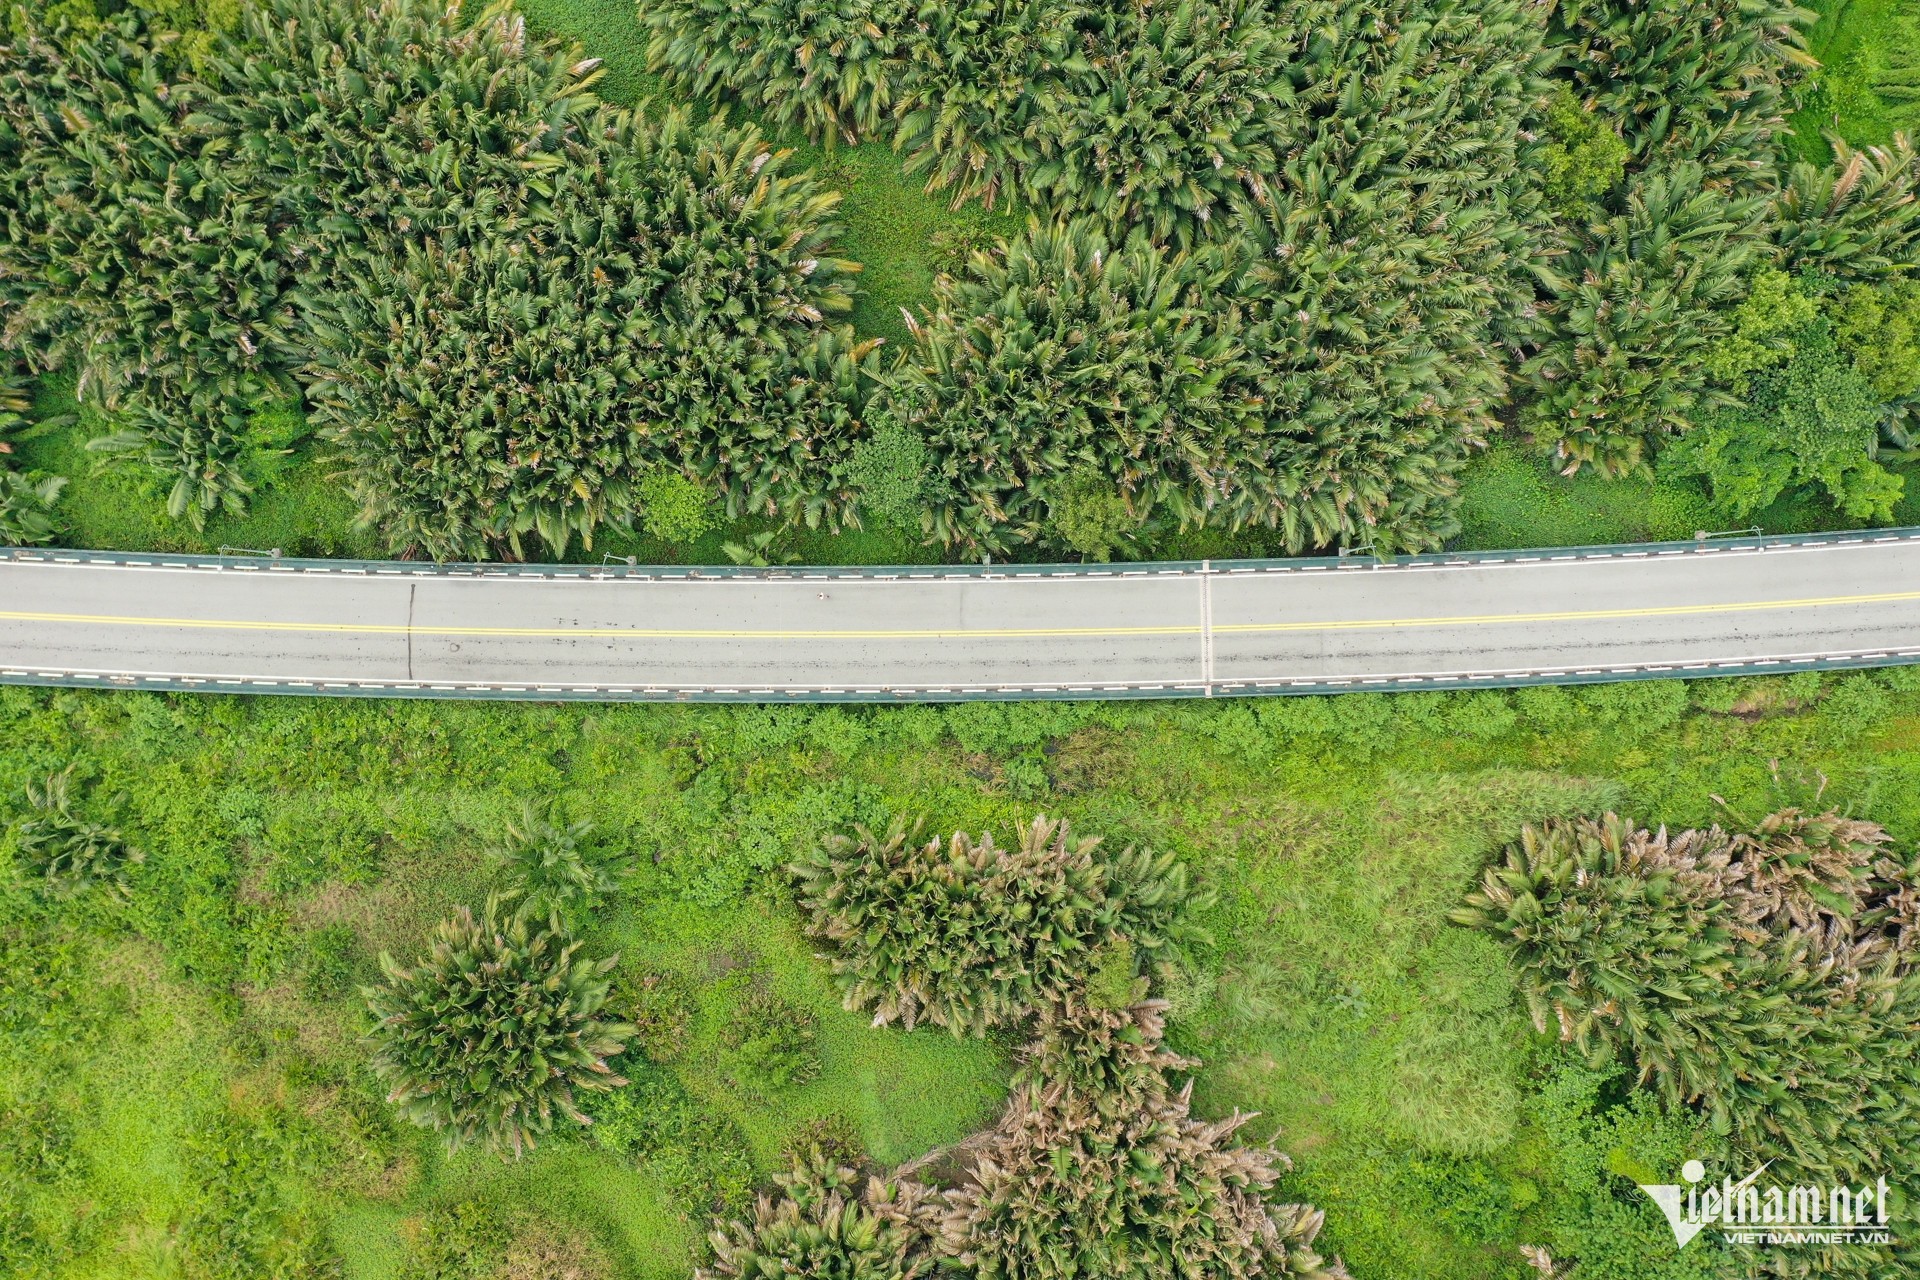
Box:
(1455, 806), (1920, 1279)
(790, 812), (1207, 1035)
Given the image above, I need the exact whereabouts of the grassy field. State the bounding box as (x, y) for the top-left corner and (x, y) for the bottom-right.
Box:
(9, 671), (1920, 1278)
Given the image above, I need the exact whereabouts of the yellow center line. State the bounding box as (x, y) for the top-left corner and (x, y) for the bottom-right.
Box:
(1213, 589), (1920, 633)
(2, 588), (1917, 641)
(0, 610), (1191, 640)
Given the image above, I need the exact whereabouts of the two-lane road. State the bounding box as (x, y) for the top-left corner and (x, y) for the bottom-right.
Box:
(4, 533), (1919, 701)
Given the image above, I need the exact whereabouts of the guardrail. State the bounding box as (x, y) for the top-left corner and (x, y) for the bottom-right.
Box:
(9, 525), (1920, 580)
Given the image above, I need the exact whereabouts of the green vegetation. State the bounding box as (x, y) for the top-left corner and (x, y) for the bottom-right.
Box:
(23, 0), (1916, 564)
(11, 766), (143, 897)
(235, 0), (862, 560)
(1524, 0), (1809, 476)
(642, 0), (913, 145)
(636, 471), (719, 546)
(1537, 87), (1631, 219)
(5, 0), (1920, 561)
(935, 1000), (1346, 1280)
(0, 5), (292, 511)
(1458, 805), (1920, 1276)
(2, 0), (863, 560)
(1792, 0), (1920, 161)
(1663, 267), (1919, 519)
(896, 0), (1294, 245)
(791, 813), (1204, 1035)
(13, 4), (1920, 1273)
(701, 1154), (935, 1280)
(0, 469), (64, 545)
(1774, 137), (1920, 282)
(878, 219), (1249, 553)
(489, 803), (627, 931)
(7, 676), (1920, 1276)
(365, 903), (634, 1156)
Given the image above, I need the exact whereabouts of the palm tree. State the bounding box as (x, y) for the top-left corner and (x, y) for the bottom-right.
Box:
(488, 802), (623, 932)
(364, 902), (633, 1157)
(13, 767), (143, 895)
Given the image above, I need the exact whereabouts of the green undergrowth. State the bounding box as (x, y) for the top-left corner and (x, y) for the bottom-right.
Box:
(1791, 0), (1920, 163)
(8, 673), (1920, 1277)
(1452, 438), (1920, 549)
(12, 375), (381, 559)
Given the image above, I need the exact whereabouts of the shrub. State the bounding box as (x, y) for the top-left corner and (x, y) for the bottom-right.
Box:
(1774, 138), (1920, 284)
(1520, 1062), (1736, 1280)
(1536, 86), (1629, 217)
(701, 1154), (939, 1280)
(298, 922), (362, 1000)
(1550, 0), (1812, 180)
(1225, 0), (1550, 553)
(887, 0), (1083, 214)
(644, 0), (919, 145)
(1046, 472), (1137, 563)
(1524, 0), (1816, 475)
(718, 976), (822, 1094)
(0, 6), (294, 525)
(487, 802), (624, 931)
(0, 361), (34, 456)
(364, 903), (633, 1156)
(1524, 165), (1767, 476)
(1699, 269), (1819, 392)
(846, 416), (932, 533)
(590, 1063), (756, 1217)
(616, 968), (695, 1062)
(289, 102), (861, 559)
(791, 814), (1207, 1035)
(4, 0), (244, 68)
(1664, 271), (1911, 521)
(398, 1199), (510, 1280)
(12, 768), (143, 897)
(1832, 277), (1920, 434)
(636, 470), (716, 545)
(780, 1113), (867, 1169)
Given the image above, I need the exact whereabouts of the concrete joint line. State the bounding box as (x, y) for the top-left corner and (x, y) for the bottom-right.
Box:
(1199, 559), (1215, 697)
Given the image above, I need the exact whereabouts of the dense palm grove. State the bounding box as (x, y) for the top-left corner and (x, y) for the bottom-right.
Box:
(3, 0), (1919, 557)
(1, 0), (866, 557)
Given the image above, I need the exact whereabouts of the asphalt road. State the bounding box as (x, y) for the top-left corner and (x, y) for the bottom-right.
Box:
(4, 533), (1920, 701)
